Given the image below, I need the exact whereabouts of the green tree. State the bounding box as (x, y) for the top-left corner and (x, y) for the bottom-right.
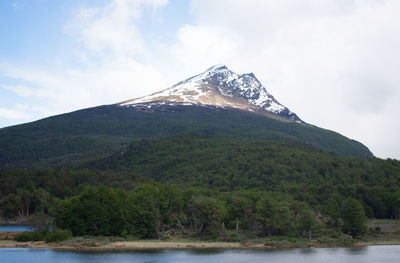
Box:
(256, 197), (279, 236)
(33, 188), (50, 214)
(192, 196), (225, 234)
(122, 187), (159, 238)
(323, 194), (342, 228)
(297, 207), (316, 239)
(154, 184), (184, 234)
(228, 195), (250, 232)
(16, 188), (33, 217)
(55, 185), (124, 236)
(1, 194), (21, 218)
(341, 198), (367, 237)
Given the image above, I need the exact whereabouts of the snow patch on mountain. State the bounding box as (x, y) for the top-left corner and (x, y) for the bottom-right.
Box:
(120, 65), (303, 123)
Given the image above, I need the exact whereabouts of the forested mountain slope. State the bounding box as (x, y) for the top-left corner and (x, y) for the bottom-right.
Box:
(0, 104), (372, 168)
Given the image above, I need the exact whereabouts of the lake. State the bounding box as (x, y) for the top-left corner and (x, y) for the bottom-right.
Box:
(0, 245), (399, 263)
(0, 226), (32, 232)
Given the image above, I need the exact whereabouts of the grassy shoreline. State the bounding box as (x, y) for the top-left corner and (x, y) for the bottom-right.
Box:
(2, 219), (400, 251)
(1, 237), (400, 251)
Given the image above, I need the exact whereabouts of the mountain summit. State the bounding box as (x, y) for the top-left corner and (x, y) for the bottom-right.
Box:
(0, 65), (374, 168)
(119, 65), (303, 123)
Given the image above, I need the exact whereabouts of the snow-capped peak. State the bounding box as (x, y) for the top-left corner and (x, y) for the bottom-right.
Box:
(206, 64), (228, 71)
(119, 65), (303, 123)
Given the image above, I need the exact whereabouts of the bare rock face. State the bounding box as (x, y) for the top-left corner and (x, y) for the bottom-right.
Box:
(119, 65), (303, 123)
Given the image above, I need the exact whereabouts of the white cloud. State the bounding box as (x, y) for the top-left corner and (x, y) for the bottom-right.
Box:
(0, 60), (166, 115)
(65, 0), (167, 56)
(165, 0), (400, 159)
(0, 108), (30, 120)
(167, 25), (242, 79)
(2, 85), (36, 97)
(2, 0), (400, 159)
(1, 0), (168, 119)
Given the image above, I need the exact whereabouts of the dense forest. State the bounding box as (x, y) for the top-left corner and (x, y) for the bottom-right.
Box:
(1, 134), (399, 242)
(0, 105), (372, 168)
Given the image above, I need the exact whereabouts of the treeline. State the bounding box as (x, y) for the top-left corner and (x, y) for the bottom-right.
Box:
(55, 183), (367, 239)
(1, 135), (400, 223)
(0, 169), (147, 219)
(1, 135), (400, 240)
(91, 135), (400, 219)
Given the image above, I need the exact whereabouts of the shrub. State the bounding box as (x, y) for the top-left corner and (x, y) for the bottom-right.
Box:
(14, 228), (72, 243)
(14, 229), (48, 242)
(45, 229), (72, 243)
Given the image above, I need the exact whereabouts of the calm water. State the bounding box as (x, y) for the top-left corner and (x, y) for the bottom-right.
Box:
(0, 226), (32, 231)
(0, 246), (399, 263)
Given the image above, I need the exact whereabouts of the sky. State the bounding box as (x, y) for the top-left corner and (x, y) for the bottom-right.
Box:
(0, 0), (399, 159)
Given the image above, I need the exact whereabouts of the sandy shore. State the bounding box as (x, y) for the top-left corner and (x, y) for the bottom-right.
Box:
(0, 240), (266, 251)
(2, 226), (400, 252)
(355, 240), (400, 247)
(1, 239), (400, 251)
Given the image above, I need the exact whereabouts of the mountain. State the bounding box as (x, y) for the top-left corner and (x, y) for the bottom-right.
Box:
(0, 65), (373, 168)
(120, 64), (303, 123)
(87, 134), (392, 192)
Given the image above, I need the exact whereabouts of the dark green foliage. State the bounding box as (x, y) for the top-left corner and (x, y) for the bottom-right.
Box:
(14, 229), (48, 242)
(45, 229), (72, 243)
(0, 105), (372, 168)
(122, 186), (159, 238)
(191, 196), (225, 234)
(256, 197), (281, 236)
(1, 133), (398, 240)
(55, 185), (124, 236)
(0, 180), (53, 218)
(122, 183), (184, 238)
(53, 183), (185, 239)
(91, 135), (399, 194)
(226, 195), (251, 232)
(323, 194), (342, 228)
(1, 135), (400, 224)
(341, 198), (368, 237)
(14, 228), (72, 243)
(296, 206), (316, 239)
